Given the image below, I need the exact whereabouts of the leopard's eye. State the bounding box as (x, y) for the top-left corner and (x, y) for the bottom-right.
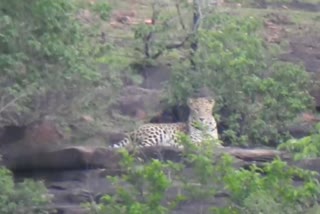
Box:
(206, 99), (214, 105)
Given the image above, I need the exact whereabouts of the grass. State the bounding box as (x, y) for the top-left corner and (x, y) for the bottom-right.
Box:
(103, 0), (320, 52)
(74, 0), (320, 68)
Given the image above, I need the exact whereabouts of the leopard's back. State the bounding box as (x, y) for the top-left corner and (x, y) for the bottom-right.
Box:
(111, 122), (187, 149)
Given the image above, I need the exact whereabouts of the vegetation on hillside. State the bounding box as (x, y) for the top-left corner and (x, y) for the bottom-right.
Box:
(1, 0), (320, 213)
(87, 134), (320, 214)
(127, 0), (314, 146)
(0, 0), (130, 134)
(0, 167), (51, 214)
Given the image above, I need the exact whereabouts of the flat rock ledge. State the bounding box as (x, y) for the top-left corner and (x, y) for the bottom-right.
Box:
(0, 144), (309, 172)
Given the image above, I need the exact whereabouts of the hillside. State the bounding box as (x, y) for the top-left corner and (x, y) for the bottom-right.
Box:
(1, 0), (320, 213)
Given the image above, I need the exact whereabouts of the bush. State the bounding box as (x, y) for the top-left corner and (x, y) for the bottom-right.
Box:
(0, 167), (51, 214)
(217, 158), (320, 213)
(0, 0), (91, 124)
(278, 123), (320, 160)
(0, 0), (126, 131)
(168, 14), (313, 146)
(89, 134), (320, 214)
(0, 0), (97, 90)
(86, 149), (177, 214)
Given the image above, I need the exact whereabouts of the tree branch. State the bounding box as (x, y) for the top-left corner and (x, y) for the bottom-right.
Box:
(151, 34), (193, 59)
(175, 1), (186, 30)
(143, 1), (160, 58)
(190, 0), (202, 69)
(0, 94), (25, 114)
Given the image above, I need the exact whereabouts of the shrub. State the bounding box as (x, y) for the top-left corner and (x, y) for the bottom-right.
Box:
(90, 134), (320, 214)
(217, 158), (320, 213)
(0, 0), (98, 93)
(0, 0), (126, 131)
(168, 14), (313, 146)
(86, 149), (178, 214)
(278, 123), (320, 160)
(0, 167), (51, 214)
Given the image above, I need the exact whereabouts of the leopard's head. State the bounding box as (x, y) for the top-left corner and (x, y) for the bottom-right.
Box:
(187, 97), (215, 117)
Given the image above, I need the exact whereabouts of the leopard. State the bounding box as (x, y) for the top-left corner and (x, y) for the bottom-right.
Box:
(109, 96), (221, 150)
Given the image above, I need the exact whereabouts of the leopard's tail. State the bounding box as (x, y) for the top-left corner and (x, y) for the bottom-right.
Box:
(109, 136), (130, 149)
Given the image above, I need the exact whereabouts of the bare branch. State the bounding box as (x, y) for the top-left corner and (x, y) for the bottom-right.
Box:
(189, 0), (203, 69)
(151, 33), (192, 59)
(175, 1), (186, 30)
(0, 93), (25, 114)
(143, 1), (161, 58)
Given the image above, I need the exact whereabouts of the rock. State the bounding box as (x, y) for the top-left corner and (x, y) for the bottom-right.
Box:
(1, 146), (122, 172)
(0, 118), (64, 146)
(292, 158), (320, 179)
(113, 86), (164, 121)
(287, 112), (319, 138)
(24, 119), (65, 145)
(0, 125), (26, 145)
(15, 168), (120, 214)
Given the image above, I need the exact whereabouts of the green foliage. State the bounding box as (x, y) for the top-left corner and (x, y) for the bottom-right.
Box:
(213, 158), (320, 214)
(224, 159), (320, 205)
(0, 167), (51, 214)
(86, 149), (176, 214)
(90, 134), (320, 214)
(91, 1), (112, 21)
(0, 0), (91, 124)
(0, 0), (98, 87)
(169, 14), (312, 146)
(173, 138), (320, 214)
(176, 133), (227, 200)
(278, 123), (320, 160)
(0, 0), (126, 129)
(132, 1), (191, 62)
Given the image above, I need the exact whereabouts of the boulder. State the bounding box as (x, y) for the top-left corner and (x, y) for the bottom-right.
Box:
(1, 145), (122, 173)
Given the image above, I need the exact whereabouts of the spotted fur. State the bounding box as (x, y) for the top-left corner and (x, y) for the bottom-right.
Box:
(110, 97), (221, 150)
(187, 97), (219, 144)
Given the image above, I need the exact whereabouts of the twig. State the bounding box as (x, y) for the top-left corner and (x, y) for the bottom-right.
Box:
(143, 1), (161, 58)
(0, 93), (25, 114)
(189, 0), (203, 69)
(175, 1), (186, 30)
(151, 33), (192, 59)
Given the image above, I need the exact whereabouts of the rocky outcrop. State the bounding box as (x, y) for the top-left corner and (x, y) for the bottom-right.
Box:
(1, 145), (121, 172)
